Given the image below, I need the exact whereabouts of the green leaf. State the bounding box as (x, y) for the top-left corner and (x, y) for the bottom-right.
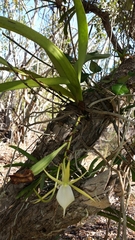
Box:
(16, 178), (41, 199)
(73, 0), (88, 81)
(117, 72), (135, 84)
(0, 65), (74, 98)
(50, 85), (74, 99)
(117, 75), (130, 84)
(127, 71), (135, 77)
(59, 7), (75, 23)
(4, 162), (27, 168)
(0, 18), (71, 78)
(131, 168), (135, 182)
(40, 173), (46, 191)
(88, 160), (105, 177)
(126, 213), (135, 230)
(81, 72), (89, 83)
(9, 145), (37, 162)
(64, 53), (75, 64)
(112, 84), (130, 95)
(0, 56), (10, 67)
(59, 7), (75, 37)
(90, 60), (102, 73)
(31, 143), (67, 176)
(120, 104), (135, 114)
(0, 16), (82, 101)
(0, 56), (48, 78)
(98, 209), (119, 222)
(94, 160), (105, 171)
(88, 157), (100, 173)
(98, 207), (135, 231)
(85, 52), (110, 63)
(0, 77), (69, 91)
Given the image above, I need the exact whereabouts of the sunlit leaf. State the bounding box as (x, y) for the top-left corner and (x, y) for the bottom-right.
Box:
(31, 143), (67, 176)
(112, 84), (130, 95)
(73, 0), (88, 81)
(0, 77), (69, 91)
(0, 16), (82, 101)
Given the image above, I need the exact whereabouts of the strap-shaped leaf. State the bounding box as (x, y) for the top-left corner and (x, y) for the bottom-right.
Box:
(0, 77), (69, 91)
(31, 143), (67, 176)
(0, 78), (74, 99)
(0, 16), (82, 101)
(73, 0), (88, 82)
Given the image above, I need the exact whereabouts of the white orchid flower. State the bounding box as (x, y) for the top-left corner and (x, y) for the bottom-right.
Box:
(43, 159), (94, 217)
(33, 116), (94, 216)
(56, 184), (75, 217)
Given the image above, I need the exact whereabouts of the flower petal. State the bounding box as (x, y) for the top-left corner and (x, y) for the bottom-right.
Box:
(56, 185), (75, 216)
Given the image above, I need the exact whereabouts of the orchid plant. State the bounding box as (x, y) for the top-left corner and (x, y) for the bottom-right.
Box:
(33, 116), (94, 217)
(1, 0), (109, 214)
(0, 0), (109, 102)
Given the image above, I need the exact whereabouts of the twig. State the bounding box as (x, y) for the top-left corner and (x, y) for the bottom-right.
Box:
(82, 1), (124, 56)
(2, 32), (52, 68)
(86, 108), (135, 124)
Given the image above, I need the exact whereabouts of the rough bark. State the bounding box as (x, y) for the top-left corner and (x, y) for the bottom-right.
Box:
(0, 170), (117, 240)
(0, 56), (135, 239)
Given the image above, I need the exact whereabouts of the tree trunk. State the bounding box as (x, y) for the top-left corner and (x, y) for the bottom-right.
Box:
(0, 56), (135, 240)
(0, 170), (117, 240)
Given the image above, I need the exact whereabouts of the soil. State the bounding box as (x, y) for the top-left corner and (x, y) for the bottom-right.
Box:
(60, 207), (135, 239)
(0, 141), (135, 240)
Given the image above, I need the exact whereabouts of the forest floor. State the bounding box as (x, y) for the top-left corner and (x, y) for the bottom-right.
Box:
(0, 141), (135, 240)
(60, 199), (135, 239)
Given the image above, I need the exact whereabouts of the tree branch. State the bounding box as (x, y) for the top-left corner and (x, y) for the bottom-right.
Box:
(82, 0), (123, 55)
